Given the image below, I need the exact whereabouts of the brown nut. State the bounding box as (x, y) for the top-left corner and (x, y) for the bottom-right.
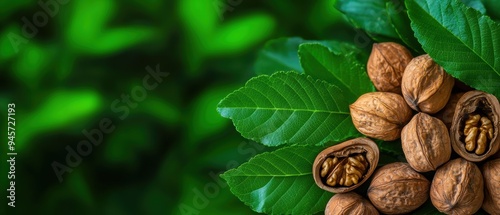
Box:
(434, 92), (466, 129)
(401, 113), (451, 172)
(482, 158), (500, 215)
(430, 158), (484, 215)
(450, 90), (500, 162)
(325, 192), (379, 215)
(313, 138), (379, 193)
(401, 54), (454, 114)
(367, 162), (429, 214)
(350, 92), (413, 141)
(367, 42), (413, 94)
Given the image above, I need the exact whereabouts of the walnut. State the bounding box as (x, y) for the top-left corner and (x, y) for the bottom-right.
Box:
(430, 158), (484, 215)
(401, 54), (454, 114)
(367, 42), (413, 94)
(320, 154), (368, 187)
(367, 162), (429, 214)
(463, 113), (492, 155)
(325, 192), (379, 215)
(350, 92), (413, 141)
(313, 138), (379, 193)
(482, 158), (500, 215)
(450, 91), (500, 162)
(401, 113), (451, 172)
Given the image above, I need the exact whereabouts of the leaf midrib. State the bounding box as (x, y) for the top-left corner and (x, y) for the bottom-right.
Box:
(415, 0), (500, 76)
(219, 106), (350, 115)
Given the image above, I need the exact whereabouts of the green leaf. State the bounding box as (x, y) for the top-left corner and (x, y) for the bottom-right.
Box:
(335, 0), (399, 39)
(407, 0), (500, 98)
(317, 40), (371, 64)
(221, 146), (331, 214)
(217, 72), (360, 147)
(461, 0), (486, 14)
(255, 37), (368, 75)
(385, 1), (424, 53)
(298, 43), (375, 102)
(254, 37), (305, 75)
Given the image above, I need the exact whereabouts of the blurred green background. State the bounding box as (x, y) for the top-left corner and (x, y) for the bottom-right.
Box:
(0, 0), (357, 214)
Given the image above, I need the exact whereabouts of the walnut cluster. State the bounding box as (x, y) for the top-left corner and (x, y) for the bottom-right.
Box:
(315, 42), (500, 215)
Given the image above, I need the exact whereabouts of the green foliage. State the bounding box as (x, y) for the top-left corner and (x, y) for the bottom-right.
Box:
(461, 0), (486, 14)
(42, 171), (95, 214)
(0, 25), (20, 61)
(179, 0), (276, 73)
(218, 72), (360, 147)
(66, 0), (157, 55)
(205, 13), (276, 56)
(218, 0), (500, 214)
(2, 0), (498, 213)
(385, 1), (423, 53)
(185, 85), (237, 149)
(18, 90), (102, 151)
(335, 0), (399, 39)
(89, 27), (157, 55)
(103, 124), (153, 166)
(298, 43), (375, 102)
(255, 37), (305, 75)
(407, 0), (500, 98)
(12, 43), (50, 88)
(221, 146), (331, 214)
(483, 0), (500, 19)
(139, 97), (181, 126)
(255, 38), (366, 75)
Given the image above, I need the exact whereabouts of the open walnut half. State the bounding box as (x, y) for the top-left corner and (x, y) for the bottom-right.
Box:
(450, 91), (500, 162)
(313, 138), (379, 193)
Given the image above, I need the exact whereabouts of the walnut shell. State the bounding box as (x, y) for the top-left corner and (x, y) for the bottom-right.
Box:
(401, 54), (454, 114)
(325, 192), (379, 215)
(401, 113), (451, 172)
(367, 162), (429, 214)
(482, 158), (500, 215)
(350, 92), (413, 141)
(450, 90), (500, 162)
(313, 138), (379, 193)
(367, 42), (413, 94)
(430, 158), (483, 215)
(434, 92), (466, 129)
